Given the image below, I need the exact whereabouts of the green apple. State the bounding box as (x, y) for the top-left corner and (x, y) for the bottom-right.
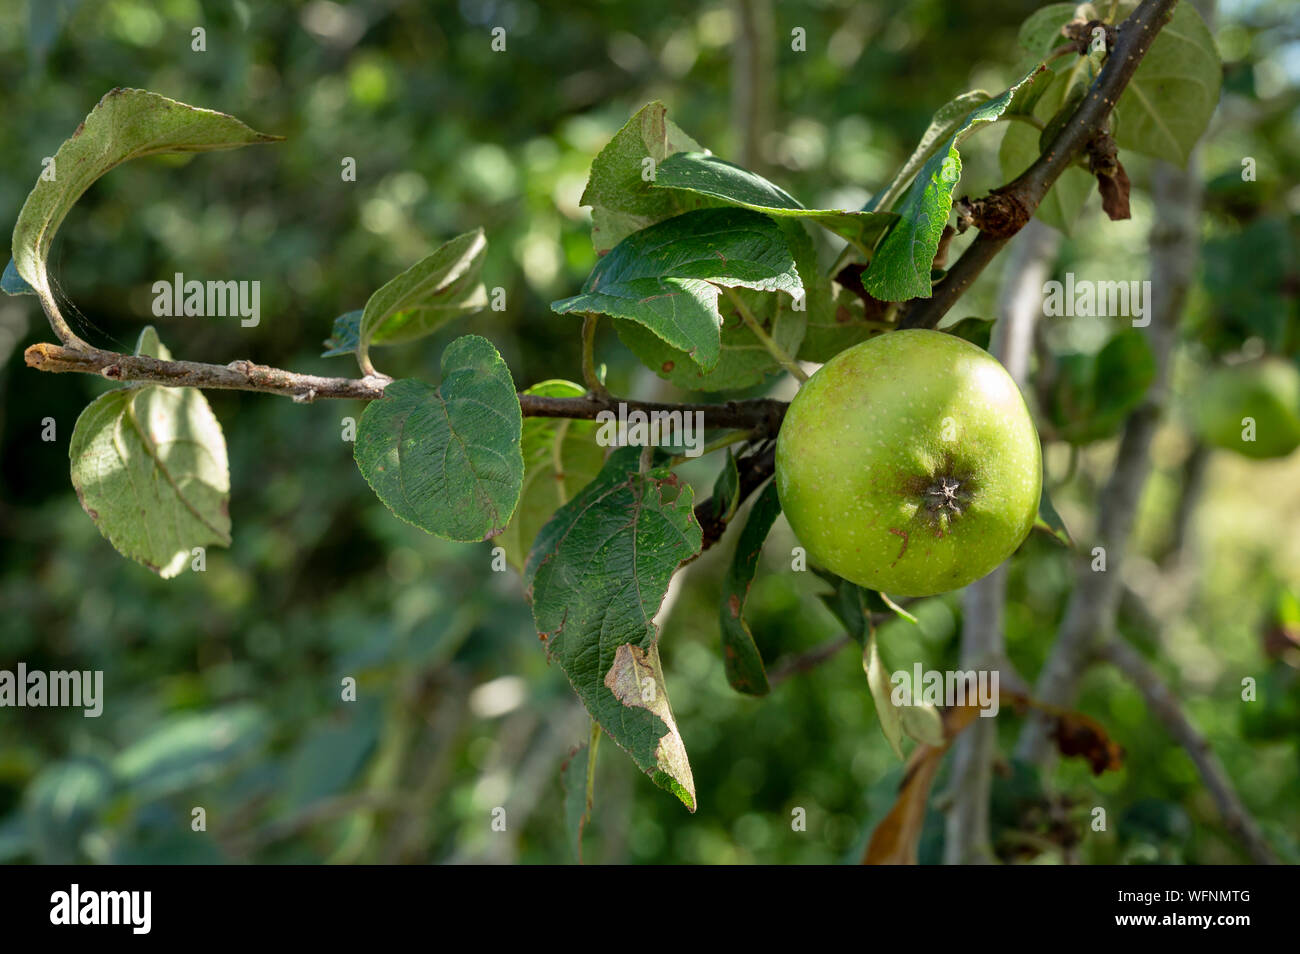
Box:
(775, 329), (1041, 597)
(1192, 358), (1300, 460)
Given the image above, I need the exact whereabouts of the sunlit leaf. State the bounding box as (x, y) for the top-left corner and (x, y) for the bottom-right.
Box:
(356, 228), (488, 371)
(864, 67), (1044, 301)
(69, 327), (231, 578)
(553, 208), (803, 372)
(10, 88), (279, 321)
(654, 152), (896, 256)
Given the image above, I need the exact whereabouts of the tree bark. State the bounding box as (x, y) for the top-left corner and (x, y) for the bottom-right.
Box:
(1017, 154), (1203, 763)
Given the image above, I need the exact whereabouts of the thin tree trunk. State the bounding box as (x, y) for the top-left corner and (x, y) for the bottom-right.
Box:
(944, 219), (1059, 864)
(1017, 154), (1204, 763)
(1161, 441), (1210, 566)
(732, 0), (775, 173)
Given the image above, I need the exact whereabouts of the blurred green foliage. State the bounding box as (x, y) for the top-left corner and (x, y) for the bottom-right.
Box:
(1, 0), (1297, 864)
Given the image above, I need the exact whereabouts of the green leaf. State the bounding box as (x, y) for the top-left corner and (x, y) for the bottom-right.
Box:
(2, 258), (35, 295)
(864, 631), (904, 760)
(561, 737), (596, 863)
(553, 208), (803, 372)
(1093, 328), (1156, 419)
(24, 758), (114, 864)
(798, 284), (887, 363)
(69, 328), (231, 578)
(134, 324), (170, 360)
(356, 228), (488, 372)
(943, 316), (995, 351)
(719, 481), (779, 696)
(498, 379), (604, 571)
(900, 702), (946, 747)
(1034, 482), (1074, 547)
(653, 152), (896, 256)
(1114, 1), (1221, 165)
(525, 446), (701, 810)
(864, 67), (1044, 301)
(813, 568), (868, 644)
(637, 216), (824, 373)
(113, 704), (267, 801)
(321, 309), (363, 358)
(10, 88), (280, 319)
(581, 101), (709, 255)
(869, 90), (991, 213)
(354, 336), (524, 542)
(613, 285), (803, 391)
(282, 702), (381, 812)
(711, 448), (741, 521)
(1197, 216), (1294, 354)
(1016, 3), (1079, 58)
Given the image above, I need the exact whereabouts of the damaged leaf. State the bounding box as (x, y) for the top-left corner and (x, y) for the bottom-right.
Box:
(526, 446), (701, 810)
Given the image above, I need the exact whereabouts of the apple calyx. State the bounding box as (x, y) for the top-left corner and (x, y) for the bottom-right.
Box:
(902, 453), (975, 534)
(924, 475), (968, 517)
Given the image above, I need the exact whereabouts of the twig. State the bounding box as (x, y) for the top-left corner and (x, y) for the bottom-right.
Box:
(1099, 640), (1279, 865)
(767, 634), (855, 687)
(226, 790), (414, 853)
(24, 339), (789, 435)
(899, 0), (1180, 330)
(1161, 441), (1209, 564)
(580, 313), (608, 397)
(26, 341), (391, 401)
(520, 394), (787, 436)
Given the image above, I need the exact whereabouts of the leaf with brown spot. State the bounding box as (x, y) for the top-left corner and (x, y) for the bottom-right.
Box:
(526, 446), (701, 810)
(604, 643), (695, 807)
